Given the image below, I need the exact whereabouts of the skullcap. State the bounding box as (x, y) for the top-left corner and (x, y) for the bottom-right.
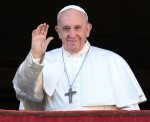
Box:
(58, 5), (88, 19)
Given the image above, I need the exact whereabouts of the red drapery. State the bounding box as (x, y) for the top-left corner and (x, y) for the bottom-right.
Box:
(0, 109), (150, 122)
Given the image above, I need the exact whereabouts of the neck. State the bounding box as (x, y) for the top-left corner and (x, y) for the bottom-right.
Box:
(62, 41), (90, 56)
(64, 47), (83, 55)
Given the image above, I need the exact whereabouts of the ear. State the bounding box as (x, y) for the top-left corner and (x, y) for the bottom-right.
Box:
(86, 23), (92, 38)
(55, 26), (61, 39)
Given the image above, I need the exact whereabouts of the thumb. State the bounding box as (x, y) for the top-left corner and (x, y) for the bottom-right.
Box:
(45, 37), (54, 47)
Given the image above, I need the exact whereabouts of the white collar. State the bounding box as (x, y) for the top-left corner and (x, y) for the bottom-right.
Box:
(62, 41), (90, 57)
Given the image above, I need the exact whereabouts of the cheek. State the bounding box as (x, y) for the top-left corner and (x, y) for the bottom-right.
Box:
(57, 32), (62, 39)
(60, 33), (68, 41)
(58, 32), (65, 39)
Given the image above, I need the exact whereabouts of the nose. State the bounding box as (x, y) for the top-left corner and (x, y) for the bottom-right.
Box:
(68, 29), (76, 38)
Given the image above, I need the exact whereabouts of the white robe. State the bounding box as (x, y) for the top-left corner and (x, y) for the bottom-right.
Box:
(13, 42), (147, 110)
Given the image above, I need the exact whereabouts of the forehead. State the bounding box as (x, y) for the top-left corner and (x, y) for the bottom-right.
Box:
(58, 9), (87, 25)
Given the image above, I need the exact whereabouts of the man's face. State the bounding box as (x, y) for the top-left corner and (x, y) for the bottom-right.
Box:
(56, 9), (92, 54)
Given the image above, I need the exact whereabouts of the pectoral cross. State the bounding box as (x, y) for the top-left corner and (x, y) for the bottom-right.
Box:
(65, 88), (77, 103)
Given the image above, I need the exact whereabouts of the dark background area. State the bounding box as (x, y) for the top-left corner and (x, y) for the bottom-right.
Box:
(0, 0), (150, 110)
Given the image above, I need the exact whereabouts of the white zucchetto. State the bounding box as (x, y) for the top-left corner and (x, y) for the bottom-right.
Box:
(58, 5), (88, 20)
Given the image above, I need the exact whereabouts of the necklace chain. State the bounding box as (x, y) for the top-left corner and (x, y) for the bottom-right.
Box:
(62, 47), (90, 89)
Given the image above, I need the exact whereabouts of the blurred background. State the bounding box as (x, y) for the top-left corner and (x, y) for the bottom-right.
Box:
(0, 0), (150, 110)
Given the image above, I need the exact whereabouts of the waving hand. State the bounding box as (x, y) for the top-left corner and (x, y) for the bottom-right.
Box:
(31, 23), (53, 58)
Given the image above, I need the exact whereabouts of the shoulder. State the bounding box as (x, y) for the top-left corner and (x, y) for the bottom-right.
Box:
(90, 46), (126, 62)
(90, 46), (119, 57)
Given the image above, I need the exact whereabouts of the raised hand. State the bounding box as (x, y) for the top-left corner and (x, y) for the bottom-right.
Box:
(31, 23), (53, 58)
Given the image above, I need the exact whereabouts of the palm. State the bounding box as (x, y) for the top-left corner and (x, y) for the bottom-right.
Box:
(31, 23), (53, 58)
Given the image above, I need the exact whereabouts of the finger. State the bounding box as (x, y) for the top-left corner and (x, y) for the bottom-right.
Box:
(39, 23), (47, 35)
(32, 30), (36, 35)
(32, 29), (39, 37)
(32, 24), (42, 36)
(36, 24), (43, 34)
(45, 37), (54, 47)
(43, 24), (49, 36)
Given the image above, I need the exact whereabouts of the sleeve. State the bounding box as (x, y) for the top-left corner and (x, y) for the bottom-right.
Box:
(19, 100), (44, 111)
(12, 51), (45, 103)
(119, 103), (140, 110)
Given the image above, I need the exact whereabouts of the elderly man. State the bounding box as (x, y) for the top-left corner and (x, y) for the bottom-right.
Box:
(13, 5), (146, 111)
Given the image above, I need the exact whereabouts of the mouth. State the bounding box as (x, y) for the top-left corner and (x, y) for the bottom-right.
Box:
(67, 39), (77, 42)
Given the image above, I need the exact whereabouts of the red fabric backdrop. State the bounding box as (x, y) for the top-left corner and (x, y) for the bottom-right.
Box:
(0, 109), (150, 122)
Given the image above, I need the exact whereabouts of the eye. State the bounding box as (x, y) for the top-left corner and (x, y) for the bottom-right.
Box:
(62, 27), (70, 32)
(75, 25), (81, 31)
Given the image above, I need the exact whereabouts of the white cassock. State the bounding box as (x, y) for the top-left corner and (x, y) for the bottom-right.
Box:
(13, 41), (147, 111)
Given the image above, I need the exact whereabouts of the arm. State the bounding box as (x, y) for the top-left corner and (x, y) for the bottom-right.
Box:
(13, 51), (44, 102)
(13, 23), (53, 103)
